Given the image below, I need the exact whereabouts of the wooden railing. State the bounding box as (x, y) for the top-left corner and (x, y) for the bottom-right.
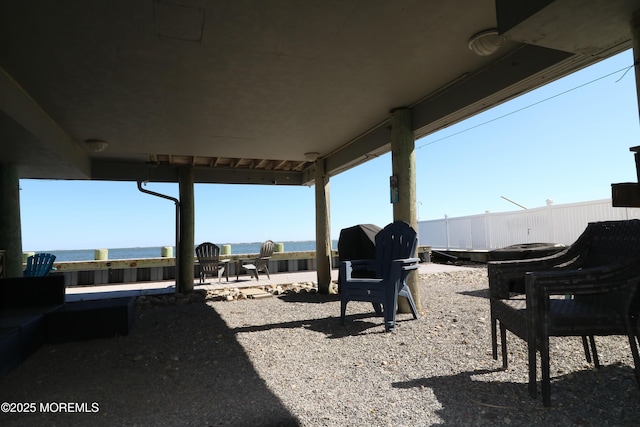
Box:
(29, 246), (431, 287)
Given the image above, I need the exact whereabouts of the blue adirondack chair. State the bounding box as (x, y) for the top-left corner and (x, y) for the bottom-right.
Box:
(339, 221), (420, 332)
(24, 253), (56, 277)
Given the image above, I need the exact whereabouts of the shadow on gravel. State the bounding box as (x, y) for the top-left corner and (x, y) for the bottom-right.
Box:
(0, 303), (300, 427)
(458, 288), (490, 299)
(277, 292), (340, 304)
(230, 311), (395, 338)
(393, 365), (640, 425)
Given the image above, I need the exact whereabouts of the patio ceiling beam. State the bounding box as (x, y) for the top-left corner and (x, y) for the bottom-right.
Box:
(90, 160), (303, 185)
(0, 67), (90, 179)
(319, 44), (579, 182)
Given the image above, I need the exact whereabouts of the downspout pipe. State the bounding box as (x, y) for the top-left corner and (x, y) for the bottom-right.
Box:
(137, 181), (180, 293)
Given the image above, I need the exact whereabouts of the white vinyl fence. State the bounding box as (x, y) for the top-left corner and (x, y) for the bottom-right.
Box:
(418, 199), (640, 250)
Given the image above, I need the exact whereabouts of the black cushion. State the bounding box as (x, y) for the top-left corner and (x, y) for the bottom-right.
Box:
(46, 297), (135, 344)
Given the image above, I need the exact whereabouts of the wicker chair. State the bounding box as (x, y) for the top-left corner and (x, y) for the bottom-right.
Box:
(526, 261), (640, 406)
(488, 220), (640, 406)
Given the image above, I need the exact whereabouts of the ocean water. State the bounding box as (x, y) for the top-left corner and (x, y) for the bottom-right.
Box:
(44, 240), (339, 262)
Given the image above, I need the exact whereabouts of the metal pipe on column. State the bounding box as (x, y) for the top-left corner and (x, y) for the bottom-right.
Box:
(137, 181), (180, 293)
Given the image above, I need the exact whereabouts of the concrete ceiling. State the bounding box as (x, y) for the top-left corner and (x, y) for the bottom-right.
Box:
(1, 0), (639, 185)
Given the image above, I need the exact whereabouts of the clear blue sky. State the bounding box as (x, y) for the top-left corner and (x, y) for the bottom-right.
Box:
(20, 49), (640, 251)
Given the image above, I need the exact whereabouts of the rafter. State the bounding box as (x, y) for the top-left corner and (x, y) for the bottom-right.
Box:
(274, 160), (288, 170)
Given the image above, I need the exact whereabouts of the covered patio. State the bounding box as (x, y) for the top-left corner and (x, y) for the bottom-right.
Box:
(1, 268), (638, 425)
(3, 1), (640, 302)
(3, 1), (640, 423)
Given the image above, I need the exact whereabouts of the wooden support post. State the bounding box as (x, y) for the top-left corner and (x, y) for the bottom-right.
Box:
(612, 13), (640, 206)
(632, 11), (640, 127)
(633, 146), (640, 183)
(178, 167), (195, 294)
(632, 13), (640, 183)
(0, 164), (23, 277)
(390, 108), (421, 313)
(314, 159), (332, 293)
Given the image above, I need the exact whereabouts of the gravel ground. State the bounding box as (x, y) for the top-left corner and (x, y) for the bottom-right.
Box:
(1, 267), (639, 426)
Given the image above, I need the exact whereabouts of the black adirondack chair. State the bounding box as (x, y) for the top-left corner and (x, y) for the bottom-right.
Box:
(339, 221), (420, 332)
(195, 242), (229, 283)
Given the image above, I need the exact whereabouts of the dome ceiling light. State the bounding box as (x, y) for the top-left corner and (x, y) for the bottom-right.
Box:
(304, 152), (320, 162)
(468, 29), (505, 56)
(84, 139), (109, 152)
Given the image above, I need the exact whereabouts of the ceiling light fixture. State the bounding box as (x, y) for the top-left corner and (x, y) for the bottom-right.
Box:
(304, 152), (320, 162)
(84, 139), (109, 153)
(468, 29), (504, 56)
